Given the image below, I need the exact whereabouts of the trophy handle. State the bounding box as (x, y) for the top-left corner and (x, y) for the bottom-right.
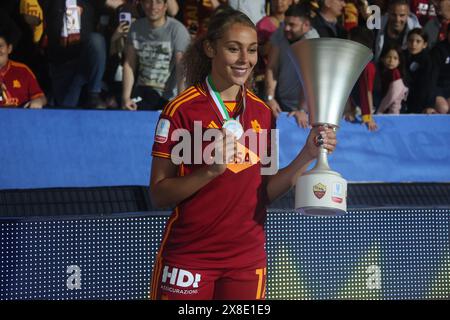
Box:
(310, 124), (335, 172)
(312, 145), (331, 172)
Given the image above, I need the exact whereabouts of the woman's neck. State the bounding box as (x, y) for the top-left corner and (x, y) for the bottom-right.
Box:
(209, 74), (241, 101)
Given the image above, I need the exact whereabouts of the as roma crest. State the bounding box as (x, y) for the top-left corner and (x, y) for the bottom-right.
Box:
(313, 183), (327, 199)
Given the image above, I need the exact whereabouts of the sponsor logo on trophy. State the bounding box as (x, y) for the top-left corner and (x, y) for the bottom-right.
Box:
(313, 183), (327, 199)
(332, 182), (344, 204)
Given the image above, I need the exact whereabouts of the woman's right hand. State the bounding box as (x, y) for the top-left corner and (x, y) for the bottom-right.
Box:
(205, 129), (237, 177)
(303, 126), (337, 160)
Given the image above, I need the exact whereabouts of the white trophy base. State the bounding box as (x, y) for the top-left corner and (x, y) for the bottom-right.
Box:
(295, 169), (347, 216)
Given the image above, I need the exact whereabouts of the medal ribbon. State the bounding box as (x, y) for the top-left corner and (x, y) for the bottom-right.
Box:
(205, 75), (246, 124)
(206, 75), (231, 122)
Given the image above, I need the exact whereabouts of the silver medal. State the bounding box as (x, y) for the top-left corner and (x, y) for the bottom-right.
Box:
(222, 119), (244, 139)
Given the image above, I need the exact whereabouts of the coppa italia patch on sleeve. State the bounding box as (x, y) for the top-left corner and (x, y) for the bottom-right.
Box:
(155, 119), (170, 143)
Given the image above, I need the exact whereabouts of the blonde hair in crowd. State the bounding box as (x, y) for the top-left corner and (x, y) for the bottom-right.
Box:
(182, 8), (256, 87)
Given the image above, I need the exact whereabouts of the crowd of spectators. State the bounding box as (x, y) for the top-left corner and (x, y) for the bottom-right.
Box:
(0, 0), (449, 130)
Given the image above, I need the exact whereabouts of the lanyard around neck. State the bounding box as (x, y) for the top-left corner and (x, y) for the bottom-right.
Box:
(205, 75), (246, 124)
(206, 75), (232, 121)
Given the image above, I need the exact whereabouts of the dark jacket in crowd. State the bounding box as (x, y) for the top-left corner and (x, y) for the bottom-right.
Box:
(0, 1), (29, 59)
(430, 39), (450, 90)
(311, 13), (348, 39)
(403, 49), (434, 113)
(40, 0), (98, 65)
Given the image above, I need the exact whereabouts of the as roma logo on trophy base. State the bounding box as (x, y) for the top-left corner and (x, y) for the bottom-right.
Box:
(313, 183), (327, 199)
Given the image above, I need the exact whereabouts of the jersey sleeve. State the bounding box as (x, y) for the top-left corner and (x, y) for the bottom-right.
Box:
(151, 110), (184, 160)
(359, 63), (376, 121)
(366, 62), (376, 92)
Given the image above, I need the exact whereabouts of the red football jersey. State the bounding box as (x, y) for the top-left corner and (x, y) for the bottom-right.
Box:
(0, 60), (44, 107)
(152, 82), (275, 269)
(359, 61), (376, 118)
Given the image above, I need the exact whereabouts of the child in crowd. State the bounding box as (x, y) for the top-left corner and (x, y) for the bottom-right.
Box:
(376, 44), (409, 114)
(0, 28), (46, 108)
(403, 28), (434, 113)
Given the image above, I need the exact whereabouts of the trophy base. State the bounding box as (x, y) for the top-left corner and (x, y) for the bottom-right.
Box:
(297, 206), (347, 217)
(295, 169), (347, 217)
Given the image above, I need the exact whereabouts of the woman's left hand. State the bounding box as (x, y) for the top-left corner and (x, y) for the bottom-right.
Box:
(304, 125), (337, 160)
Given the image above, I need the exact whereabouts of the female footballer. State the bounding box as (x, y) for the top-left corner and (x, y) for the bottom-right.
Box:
(149, 8), (336, 300)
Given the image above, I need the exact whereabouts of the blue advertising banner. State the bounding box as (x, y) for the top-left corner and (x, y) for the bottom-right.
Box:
(277, 113), (450, 182)
(0, 109), (449, 189)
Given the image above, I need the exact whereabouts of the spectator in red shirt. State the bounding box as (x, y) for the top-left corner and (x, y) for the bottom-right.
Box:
(348, 26), (378, 131)
(376, 44), (409, 114)
(149, 8), (337, 300)
(410, 0), (438, 26)
(0, 28), (46, 108)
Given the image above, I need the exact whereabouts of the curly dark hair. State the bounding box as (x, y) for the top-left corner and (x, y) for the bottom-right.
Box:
(182, 8), (256, 87)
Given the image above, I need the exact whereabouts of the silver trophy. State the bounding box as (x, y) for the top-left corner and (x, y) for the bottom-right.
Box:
(291, 38), (373, 216)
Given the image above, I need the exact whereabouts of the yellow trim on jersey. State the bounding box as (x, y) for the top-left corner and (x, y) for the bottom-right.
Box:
(180, 163), (185, 177)
(150, 207), (180, 299)
(247, 91), (271, 111)
(169, 92), (201, 117)
(207, 120), (219, 129)
(195, 83), (207, 96)
(150, 257), (162, 299)
(152, 151), (171, 159)
(10, 61), (37, 79)
(224, 101), (237, 112)
(163, 86), (196, 115)
(162, 86), (197, 115)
